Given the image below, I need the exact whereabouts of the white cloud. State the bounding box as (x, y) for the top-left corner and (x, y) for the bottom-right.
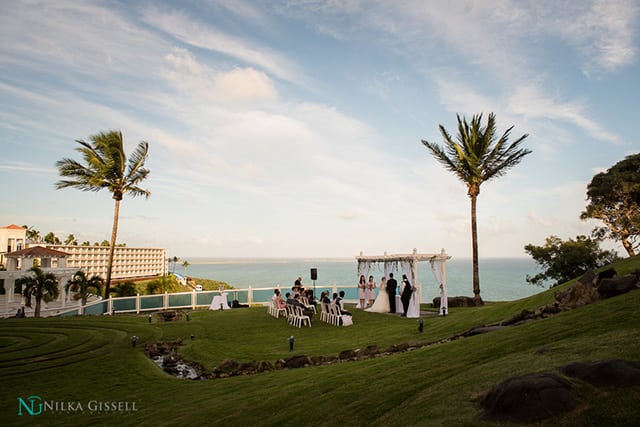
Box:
(141, 6), (303, 84)
(162, 48), (277, 104)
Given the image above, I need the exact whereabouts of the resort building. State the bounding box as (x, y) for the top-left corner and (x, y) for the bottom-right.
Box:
(36, 243), (168, 282)
(0, 245), (77, 317)
(0, 223), (168, 317)
(0, 224), (26, 269)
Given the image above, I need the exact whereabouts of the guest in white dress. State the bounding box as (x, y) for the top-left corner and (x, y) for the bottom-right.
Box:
(366, 277), (390, 313)
(366, 275), (376, 307)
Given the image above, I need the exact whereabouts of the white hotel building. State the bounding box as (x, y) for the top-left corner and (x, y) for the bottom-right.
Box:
(40, 244), (168, 282)
(1, 224), (168, 296)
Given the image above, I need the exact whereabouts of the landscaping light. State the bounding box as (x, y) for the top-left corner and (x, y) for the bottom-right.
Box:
(418, 318), (424, 333)
(289, 335), (295, 352)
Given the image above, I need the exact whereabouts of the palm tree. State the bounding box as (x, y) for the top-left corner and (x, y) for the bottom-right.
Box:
(17, 267), (60, 317)
(65, 270), (103, 306)
(22, 225), (41, 243)
(172, 256), (179, 274)
(182, 260), (190, 276)
(55, 130), (150, 299)
(422, 113), (531, 303)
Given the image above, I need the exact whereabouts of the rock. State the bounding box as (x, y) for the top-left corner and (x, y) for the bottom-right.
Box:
(395, 342), (411, 352)
(480, 373), (579, 423)
(362, 345), (379, 356)
(240, 360), (258, 374)
(555, 281), (601, 310)
(596, 267), (618, 281)
(339, 349), (357, 360)
(384, 345), (399, 353)
(597, 275), (639, 298)
(323, 354), (337, 363)
(257, 360), (274, 372)
(284, 355), (310, 369)
(577, 269), (598, 287)
(215, 359), (240, 375)
(558, 359), (640, 388)
(309, 355), (325, 365)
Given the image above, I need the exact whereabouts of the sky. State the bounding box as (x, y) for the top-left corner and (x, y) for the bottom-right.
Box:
(1, 0), (638, 260)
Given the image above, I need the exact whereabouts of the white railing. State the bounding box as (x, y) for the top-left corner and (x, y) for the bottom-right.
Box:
(52, 284), (350, 317)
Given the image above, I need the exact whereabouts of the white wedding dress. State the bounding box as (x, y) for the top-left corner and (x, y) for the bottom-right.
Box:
(366, 282), (390, 313)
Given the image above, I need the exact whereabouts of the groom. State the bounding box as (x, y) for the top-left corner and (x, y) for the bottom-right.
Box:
(400, 274), (414, 317)
(386, 273), (397, 313)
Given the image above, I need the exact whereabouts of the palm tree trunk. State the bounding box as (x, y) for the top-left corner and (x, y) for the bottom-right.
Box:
(470, 194), (482, 303)
(105, 199), (121, 299)
(35, 297), (41, 318)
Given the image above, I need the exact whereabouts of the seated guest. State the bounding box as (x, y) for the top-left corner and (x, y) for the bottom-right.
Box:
(272, 289), (286, 309)
(333, 291), (352, 316)
(285, 292), (296, 305)
(320, 291), (331, 304)
(291, 294), (315, 317)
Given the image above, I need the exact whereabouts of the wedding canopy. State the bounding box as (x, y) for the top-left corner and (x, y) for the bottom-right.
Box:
(356, 248), (451, 317)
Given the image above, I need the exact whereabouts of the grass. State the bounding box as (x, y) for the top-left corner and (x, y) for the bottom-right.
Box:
(1, 256), (639, 426)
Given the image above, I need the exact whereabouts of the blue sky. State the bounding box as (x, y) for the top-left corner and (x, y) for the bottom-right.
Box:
(1, 0), (638, 259)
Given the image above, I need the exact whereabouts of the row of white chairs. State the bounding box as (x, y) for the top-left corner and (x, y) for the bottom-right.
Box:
(286, 304), (311, 328)
(320, 302), (344, 326)
(267, 300), (287, 318)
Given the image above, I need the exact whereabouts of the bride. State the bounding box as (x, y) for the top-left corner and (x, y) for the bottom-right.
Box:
(366, 276), (390, 313)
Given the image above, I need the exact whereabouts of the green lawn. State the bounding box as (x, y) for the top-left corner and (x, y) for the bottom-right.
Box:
(1, 257), (639, 426)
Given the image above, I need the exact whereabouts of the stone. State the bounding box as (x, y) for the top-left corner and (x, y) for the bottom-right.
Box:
(480, 373), (579, 423)
(577, 269), (597, 287)
(257, 360), (274, 372)
(309, 355), (325, 365)
(216, 359), (240, 374)
(284, 355), (310, 369)
(597, 275), (639, 298)
(339, 349), (357, 360)
(555, 281), (601, 310)
(558, 359), (640, 388)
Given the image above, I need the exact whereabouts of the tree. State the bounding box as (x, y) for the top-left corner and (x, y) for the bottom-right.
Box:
(111, 281), (137, 297)
(65, 270), (103, 306)
(65, 234), (78, 245)
(17, 267), (60, 317)
(524, 235), (619, 287)
(580, 153), (640, 257)
(171, 256), (179, 273)
(55, 130), (150, 299)
(182, 260), (190, 276)
(422, 113), (530, 302)
(44, 232), (61, 245)
(22, 225), (41, 243)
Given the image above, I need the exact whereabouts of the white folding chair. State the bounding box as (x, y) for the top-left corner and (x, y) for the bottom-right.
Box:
(295, 306), (311, 328)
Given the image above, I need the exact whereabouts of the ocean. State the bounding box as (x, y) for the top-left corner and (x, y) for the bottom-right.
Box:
(181, 257), (547, 303)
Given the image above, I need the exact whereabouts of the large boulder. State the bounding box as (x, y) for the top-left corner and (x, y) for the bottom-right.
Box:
(558, 359), (640, 388)
(284, 355), (310, 369)
(480, 373), (579, 423)
(597, 275), (639, 298)
(554, 281), (601, 310)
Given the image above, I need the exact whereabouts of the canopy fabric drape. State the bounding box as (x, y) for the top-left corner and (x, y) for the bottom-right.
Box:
(430, 258), (448, 315)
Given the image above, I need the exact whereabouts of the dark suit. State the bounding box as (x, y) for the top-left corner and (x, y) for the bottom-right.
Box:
(386, 277), (397, 313)
(401, 279), (413, 316)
